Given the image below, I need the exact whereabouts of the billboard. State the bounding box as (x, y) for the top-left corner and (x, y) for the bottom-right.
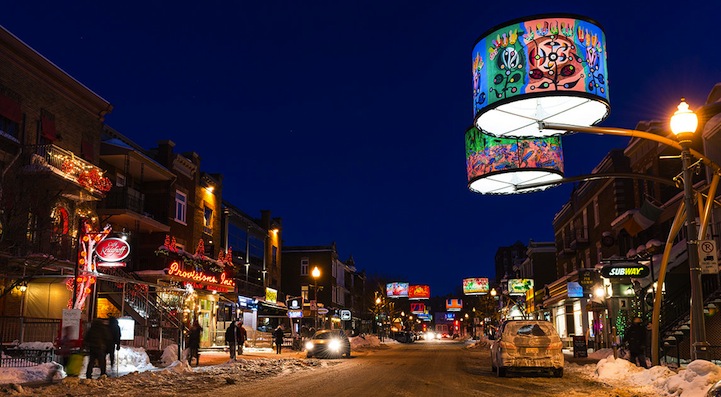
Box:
(508, 279), (534, 296)
(386, 282), (409, 298)
(446, 298), (462, 311)
(462, 277), (489, 295)
(408, 284), (430, 300)
(410, 302), (426, 314)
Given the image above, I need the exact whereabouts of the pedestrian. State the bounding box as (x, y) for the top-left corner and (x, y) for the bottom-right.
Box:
(237, 322), (247, 356)
(623, 317), (649, 369)
(226, 320), (238, 360)
(83, 318), (111, 379)
(187, 320), (202, 366)
(273, 325), (284, 354)
(107, 316), (121, 370)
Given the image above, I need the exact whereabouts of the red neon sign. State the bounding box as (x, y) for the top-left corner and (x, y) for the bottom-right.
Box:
(166, 261), (235, 288)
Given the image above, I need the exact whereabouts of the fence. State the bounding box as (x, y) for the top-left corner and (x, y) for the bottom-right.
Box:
(0, 348), (56, 368)
(0, 317), (61, 345)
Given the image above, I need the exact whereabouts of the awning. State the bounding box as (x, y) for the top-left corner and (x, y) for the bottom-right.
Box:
(611, 199), (663, 237)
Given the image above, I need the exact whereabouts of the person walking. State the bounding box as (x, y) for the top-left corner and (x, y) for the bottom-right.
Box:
(273, 325), (285, 354)
(226, 320), (239, 360)
(83, 318), (111, 379)
(187, 320), (202, 366)
(107, 316), (121, 370)
(624, 317), (649, 369)
(237, 322), (247, 356)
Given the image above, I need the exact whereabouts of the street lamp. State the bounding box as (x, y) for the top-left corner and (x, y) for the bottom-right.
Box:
(670, 98), (708, 361)
(311, 266), (320, 329)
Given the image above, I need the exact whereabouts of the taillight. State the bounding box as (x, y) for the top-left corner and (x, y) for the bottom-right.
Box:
(548, 341), (563, 349)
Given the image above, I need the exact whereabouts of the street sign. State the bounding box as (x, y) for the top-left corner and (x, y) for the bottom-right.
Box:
(699, 239), (718, 274)
(340, 309), (351, 320)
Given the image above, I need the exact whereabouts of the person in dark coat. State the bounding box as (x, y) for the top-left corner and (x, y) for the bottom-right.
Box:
(107, 316), (121, 367)
(187, 320), (202, 366)
(226, 320), (239, 360)
(83, 318), (111, 379)
(624, 317), (649, 368)
(237, 322), (247, 356)
(273, 325), (284, 354)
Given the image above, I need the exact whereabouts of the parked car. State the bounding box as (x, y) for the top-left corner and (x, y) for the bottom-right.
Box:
(305, 329), (351, 358)
(490, 320), (564, 378)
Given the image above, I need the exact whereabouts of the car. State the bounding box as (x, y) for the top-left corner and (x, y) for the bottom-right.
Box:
(305, 329), (351, 358)
(490, 320), (564, 378)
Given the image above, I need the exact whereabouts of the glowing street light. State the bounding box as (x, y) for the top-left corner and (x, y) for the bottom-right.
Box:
(311, 266), (320, 329)
(669, 99), (707, 361)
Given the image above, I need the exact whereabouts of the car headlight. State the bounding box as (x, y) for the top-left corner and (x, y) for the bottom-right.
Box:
(305, 341), (314, 351)
(329, 339), (341, 351)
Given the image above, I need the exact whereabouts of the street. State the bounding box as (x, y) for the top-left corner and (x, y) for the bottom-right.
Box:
(206, 339), (654, 397)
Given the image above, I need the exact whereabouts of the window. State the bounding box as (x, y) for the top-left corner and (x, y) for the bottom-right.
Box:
(175, 191), (187, 224)
(203, 206), (213, 234)
(300, 257), (309, 276)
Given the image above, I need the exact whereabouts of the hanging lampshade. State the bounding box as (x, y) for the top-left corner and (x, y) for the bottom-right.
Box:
(466, 126), (564, 194)
(472, 14), (609, 138)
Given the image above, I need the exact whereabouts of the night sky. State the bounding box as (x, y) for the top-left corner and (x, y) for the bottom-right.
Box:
(4, 1), (720, 297)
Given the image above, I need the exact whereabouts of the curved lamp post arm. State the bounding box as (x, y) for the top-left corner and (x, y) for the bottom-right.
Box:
(538, 121), (720, 174)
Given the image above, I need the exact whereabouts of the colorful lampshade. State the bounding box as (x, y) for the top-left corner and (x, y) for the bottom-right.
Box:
(466, 126), (564, 194)
(472, 14), (609, 138)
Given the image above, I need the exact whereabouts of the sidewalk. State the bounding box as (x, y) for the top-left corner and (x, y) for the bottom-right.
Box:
(193, 347), (306, 367)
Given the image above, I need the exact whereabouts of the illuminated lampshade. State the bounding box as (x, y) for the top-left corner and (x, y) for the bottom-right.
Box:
(472, 14), (609, 138)
(466, 126), (564, 194)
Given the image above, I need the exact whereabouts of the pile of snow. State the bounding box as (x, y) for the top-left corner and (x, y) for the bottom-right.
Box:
(349, 334), (382, 350)
(565, 352), (721, 396)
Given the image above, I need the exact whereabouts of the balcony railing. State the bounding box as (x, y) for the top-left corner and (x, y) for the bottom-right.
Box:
(101, 187), (146, 214)
(25, 144), (112, 195)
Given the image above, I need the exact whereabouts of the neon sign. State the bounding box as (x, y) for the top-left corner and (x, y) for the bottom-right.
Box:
(166, 261), (235, 288)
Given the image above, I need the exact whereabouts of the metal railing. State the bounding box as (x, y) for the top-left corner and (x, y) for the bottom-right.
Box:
(0, 317), (60, 345)
(0, 348), (56, 368)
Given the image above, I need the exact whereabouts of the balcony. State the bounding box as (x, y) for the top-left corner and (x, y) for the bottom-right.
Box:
(97, 187), (169, 234)
(23, 144), (111, 198)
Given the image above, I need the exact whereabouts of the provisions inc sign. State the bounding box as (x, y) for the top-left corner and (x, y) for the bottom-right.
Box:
(601, 263), (649, 278)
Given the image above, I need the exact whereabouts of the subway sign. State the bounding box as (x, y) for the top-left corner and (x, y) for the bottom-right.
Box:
(601, 263), (650, 278)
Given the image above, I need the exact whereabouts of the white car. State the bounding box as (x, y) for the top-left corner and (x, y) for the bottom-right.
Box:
(490, 320), (564, 377)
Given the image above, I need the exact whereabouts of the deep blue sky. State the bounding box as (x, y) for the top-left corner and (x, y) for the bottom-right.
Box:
(4, 2), (720, 297)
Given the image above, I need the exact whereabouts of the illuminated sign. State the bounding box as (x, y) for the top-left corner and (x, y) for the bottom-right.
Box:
(340, 310), (352, 321)
(117, 317), (135, 341)
(446, 298), (462, 311)
(386, 282), (409, 298)
(462, 278), (489, 295)
(601, 263), (650, 278)
(567, 282), (584, 298)
(95, 237), (130, 262)
(508, 279), (534, 296)
(166, 261), (235, 289)
(408, 285), (430, 300)
(416, 313), (432, 321)
(410, 302), (426, 314)
(265, 287), (278, 303)
(287, 310), (303, 318)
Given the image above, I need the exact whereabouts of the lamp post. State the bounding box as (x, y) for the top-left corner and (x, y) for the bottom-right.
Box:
(311, 266), (320, 329)
(670, 98), (708, 361)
